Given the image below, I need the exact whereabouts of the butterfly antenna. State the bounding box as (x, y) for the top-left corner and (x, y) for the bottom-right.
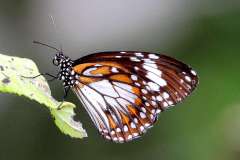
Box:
(60, 43), (63, 52)
(33, 40), (60, 52)
(49, 14), (63, 52)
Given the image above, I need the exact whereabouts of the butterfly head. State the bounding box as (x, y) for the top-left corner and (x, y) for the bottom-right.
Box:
(53, 52), (64, 66)
(53, 52), (73, 67)
(53, 52), (77, 87)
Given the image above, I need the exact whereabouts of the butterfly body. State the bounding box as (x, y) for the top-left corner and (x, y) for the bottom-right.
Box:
(52, 51), (198, 143)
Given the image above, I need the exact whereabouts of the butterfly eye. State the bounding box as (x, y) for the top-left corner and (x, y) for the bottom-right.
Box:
(53, 58), (59, 66)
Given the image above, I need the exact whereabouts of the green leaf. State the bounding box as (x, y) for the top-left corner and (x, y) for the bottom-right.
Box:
(0, 53), (87, 139)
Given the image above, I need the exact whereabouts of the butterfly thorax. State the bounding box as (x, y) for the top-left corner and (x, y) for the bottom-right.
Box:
(53, 53), (79, 87)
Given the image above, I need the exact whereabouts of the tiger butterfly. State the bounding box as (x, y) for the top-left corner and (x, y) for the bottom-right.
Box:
(35, 41), (198, 143)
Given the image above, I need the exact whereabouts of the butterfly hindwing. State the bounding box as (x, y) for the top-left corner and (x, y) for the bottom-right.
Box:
(72, 51), (198, 143)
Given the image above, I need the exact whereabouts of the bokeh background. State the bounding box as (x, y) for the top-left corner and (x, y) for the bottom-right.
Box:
(0, 0), (240, 160)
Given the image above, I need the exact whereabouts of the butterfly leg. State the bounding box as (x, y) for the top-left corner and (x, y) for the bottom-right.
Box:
(57, 86), (70, 110)
(22, 73), (58, 82)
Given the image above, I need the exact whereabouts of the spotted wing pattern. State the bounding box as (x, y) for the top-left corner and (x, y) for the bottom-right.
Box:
(71, 51), (198, 143)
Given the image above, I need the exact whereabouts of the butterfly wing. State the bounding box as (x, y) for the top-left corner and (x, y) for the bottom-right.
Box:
(71, 51), (198, 143)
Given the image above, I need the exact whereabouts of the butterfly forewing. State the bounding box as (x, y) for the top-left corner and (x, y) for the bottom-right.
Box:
(72, 51), (198, 143)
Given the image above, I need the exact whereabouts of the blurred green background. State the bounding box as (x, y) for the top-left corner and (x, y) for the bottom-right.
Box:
(0, 0), (240, 160)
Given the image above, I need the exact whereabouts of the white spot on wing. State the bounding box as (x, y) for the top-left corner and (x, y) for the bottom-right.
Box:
(163, 102), (168, 107)
(94, 64), (102, 67)
(123, 125), (128, 132)
(151, 109), (155, 114)
(150, 114), (154, 119)
(131, 122), (136, 128)
(131, 75), (138, 81)
(130, 57), (141, 62)
(156, 95), (163, 101)
(111, 67), (118, 73)
(134, 66), (139, 70)
(191, 70), (197, 76)
(83, 67), (102, 76)
(141, 107), (146, 113)
(140, 112), (146, 119)
(118, 137), (124, 142)
(141, 89), (148, 94)
(163, 92), (170, 99)
(151, 96), (156, 100)
(113, 82), (133, 93)
(143, 64), (162, 76)
(144, 123), (150, 127)
(156, 109), (161, 113)
(143, 59), (155, 64)
(148, 82), (160, 91)
(134, 82), (141, 87)
(127, 135), (133, 140)
(146, 86), (151, 91)
(115, 86), (138, 103)
(151, 101), (157, 106)
(145, 63), (158, 69)
(116, 128), (121, 132)
(146, 72), (167, 87)
(185, 76), (192, 82)
(168, 101), (173, 105)
(149, 54), (159, 59)
(135, 52), (144, 57)
(133, 132), (139, 137)
(140, 126), (145, 132)
(134, 118), (138, 123)
(180, 79), (184, 83)
(89, 80), (118, 97)
(111, 130), (115, 135)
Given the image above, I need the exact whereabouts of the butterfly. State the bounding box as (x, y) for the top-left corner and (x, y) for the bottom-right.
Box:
(33, 41), (198, 143)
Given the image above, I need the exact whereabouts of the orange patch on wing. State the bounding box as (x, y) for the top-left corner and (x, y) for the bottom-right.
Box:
(73, 61), (130, 75)
(132, 86), (141, 96)
(127, 105), (138, 116)
(73, 63), (97, 73)
(110, 74), (132, 83)
(97, 62), (129, 72)
(119, 111), (130, 124)
(90, 66), (111, 75)
(79, 76), (98, 84)
(106, 114), (117, 129)
(134, 98), (142, 106)
(132, 86), (142, 105)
